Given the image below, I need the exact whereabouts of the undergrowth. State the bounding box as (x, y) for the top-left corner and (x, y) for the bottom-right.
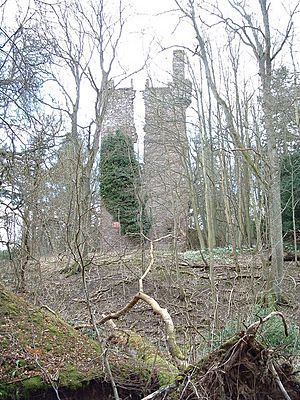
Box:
(183, 246), (254, 264)
(199, 305), (300, 365)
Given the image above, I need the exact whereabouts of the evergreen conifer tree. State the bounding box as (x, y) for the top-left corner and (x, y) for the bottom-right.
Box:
(281, 150), (300, 239)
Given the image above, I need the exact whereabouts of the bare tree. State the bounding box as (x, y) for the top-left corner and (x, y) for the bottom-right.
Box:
(0, 2), (60, 290)
(33, 0), (127, 271)
(174, 0), (299, 299)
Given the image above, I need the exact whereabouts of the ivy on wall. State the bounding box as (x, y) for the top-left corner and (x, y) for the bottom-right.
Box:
(99, 130), (150, 236)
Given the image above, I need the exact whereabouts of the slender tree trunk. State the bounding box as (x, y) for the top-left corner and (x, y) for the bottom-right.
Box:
(220, 149), (238, 267)
(290, 160), (298, 263)
(198, 69), (216, 249)
(19, 207), (30, 292)
(259, 0), (284, 300)
(187, 161), (206, 250)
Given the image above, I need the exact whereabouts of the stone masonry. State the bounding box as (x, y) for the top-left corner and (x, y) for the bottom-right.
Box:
(101, 80), (137, 142)
(143, 50), (192, 243)
(99, 80), (137, 252)
(99, 51), (191, 250)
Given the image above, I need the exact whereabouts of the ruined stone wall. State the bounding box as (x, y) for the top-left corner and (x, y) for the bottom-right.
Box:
(98, 51), (192, 251)
(101, 81), (137, 142)
(143, 50), (192, 245)
(99, 81), (137, 253)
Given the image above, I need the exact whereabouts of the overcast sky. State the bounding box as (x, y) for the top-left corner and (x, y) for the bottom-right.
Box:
(5, 0), (300, 135)
(115, 0), (300, 89)
(7, 0), (299, 89)
(115, 0), (193, 88)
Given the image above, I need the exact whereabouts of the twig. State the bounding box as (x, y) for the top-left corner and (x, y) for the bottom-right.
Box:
(74, 314), (118, 330)
(97, 291), (186, 366)
(138, 233), (172, 291)
(103, 314), (117, 329)
(98, 295), (140, 324)
(35, 356), (61, 400)
(139, 241), (154, 292)
(103, 348), (120, 400)
(246, 311), (288, 336)
(138, 292), (186, 365)
(87, 233), (185, 366)
(141, 382), (178, 400)
(40, 305), (56, 315)
(269, 360), (292, 400)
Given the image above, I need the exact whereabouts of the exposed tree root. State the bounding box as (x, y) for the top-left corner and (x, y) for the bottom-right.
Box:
(145, 312), (300, 399)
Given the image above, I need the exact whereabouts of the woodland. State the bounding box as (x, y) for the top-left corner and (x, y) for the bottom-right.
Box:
(1, 0), (300, 399)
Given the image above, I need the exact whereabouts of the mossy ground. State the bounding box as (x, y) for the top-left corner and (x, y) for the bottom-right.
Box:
(0, 282), (178, 398)
(0, 282), (103, 398)
(107, 329), (178, 388)
(2, 249), (300, 398)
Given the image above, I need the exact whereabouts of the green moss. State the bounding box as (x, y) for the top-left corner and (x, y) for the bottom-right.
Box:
(0, 382), (23, 400)
(122, 330), (178, 386)
(47, 323), (64, 336)
(21, 376), (46, 392)
(0, 291), (19, 316)
(0, 382), (11, 398)
(45, 343), (53, 352)
(1, 337), (9, 349)
(60, 365), (84, 389)
(31, 312), (43, 323)
(17, 359), (26, 368)
(1, 282), (174, 395)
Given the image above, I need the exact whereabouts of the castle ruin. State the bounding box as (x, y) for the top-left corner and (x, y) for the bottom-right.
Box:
(100, 50), (191, 250)
(143, 50), (192, 242)
(101, 80), (137, 142)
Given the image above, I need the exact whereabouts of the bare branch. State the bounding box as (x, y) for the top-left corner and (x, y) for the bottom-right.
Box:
(246, 311), (288, 336)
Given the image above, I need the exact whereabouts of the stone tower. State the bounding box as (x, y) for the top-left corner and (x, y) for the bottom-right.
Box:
(101, 80), (137, 141)
(143, 50), (192, 244)
(99, 80), (137, 252)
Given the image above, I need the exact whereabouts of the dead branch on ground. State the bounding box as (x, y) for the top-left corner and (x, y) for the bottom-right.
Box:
(77, 234), (185, 367)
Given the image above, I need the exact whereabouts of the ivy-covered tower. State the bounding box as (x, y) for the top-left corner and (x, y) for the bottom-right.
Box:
(99, 52), (191, 251)
(99, 81), (137, 252)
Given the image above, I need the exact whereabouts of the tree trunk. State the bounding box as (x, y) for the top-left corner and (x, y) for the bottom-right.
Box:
(259, 0), (284, 299)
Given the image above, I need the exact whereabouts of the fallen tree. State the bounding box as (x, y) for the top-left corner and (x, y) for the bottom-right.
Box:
(74, 236), (300, 399)
(143, 312), (300, 400)
(2, 273), (300, 400)
(0, 282), (176, 399)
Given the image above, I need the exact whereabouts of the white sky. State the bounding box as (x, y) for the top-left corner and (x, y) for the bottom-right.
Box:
(103, 0), (298, 115)
(6, 0), (300, 90)
(3, 0), (300, 129)
(122, 0), (300, 145)
(117, 0), (193, 87)
(118, 0), (194, 148)
(3, 0), (300, 137)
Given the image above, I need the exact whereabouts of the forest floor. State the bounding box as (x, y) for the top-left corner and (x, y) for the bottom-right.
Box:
(1, 246), (300, 367)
